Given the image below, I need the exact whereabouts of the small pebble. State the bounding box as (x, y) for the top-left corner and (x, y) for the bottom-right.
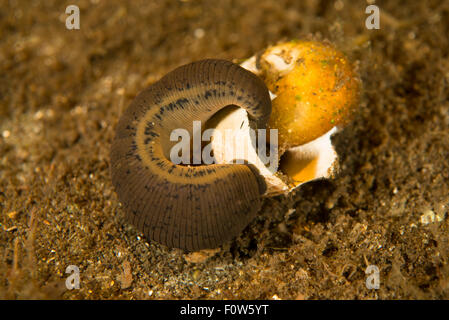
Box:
(194, 28), (205, 39)
(7, 211), (18, 219)
(420, 209), (443, 225)
(2, 130), (11, 138)
(184, 248), (220, 263)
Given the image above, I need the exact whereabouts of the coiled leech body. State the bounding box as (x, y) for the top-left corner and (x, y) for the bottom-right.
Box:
(110, 59), (272, 251)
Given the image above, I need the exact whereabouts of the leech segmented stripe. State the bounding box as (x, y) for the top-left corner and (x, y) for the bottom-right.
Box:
(110, 59), (271, 251)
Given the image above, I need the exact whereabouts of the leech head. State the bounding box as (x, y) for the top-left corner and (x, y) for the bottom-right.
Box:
(110, 59), (272, 251)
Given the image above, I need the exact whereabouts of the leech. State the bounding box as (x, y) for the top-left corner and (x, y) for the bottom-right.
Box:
(110, 59), (272, 251)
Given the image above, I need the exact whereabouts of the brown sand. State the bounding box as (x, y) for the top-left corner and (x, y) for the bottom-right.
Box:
(1, 0), (448, 299)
